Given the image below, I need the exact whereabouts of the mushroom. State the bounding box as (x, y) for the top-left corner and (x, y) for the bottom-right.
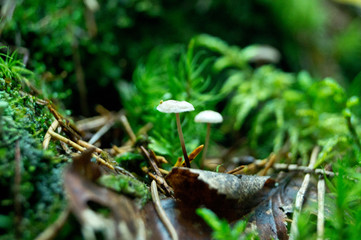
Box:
(157, 100), (195, 168)
(194, 110), (223, 168)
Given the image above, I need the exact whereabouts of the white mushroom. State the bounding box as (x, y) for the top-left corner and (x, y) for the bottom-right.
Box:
(157, 100), (195, 167)
(194, 110), (223, 168)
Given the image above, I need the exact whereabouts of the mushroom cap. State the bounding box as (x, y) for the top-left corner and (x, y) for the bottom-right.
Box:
(156, 100), (195, 113)
(194, 110), (223, 123)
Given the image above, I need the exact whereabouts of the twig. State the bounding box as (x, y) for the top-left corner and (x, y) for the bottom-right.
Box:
(228, 159), (268, 175)
(35, 207), (70, 240)
(290, 146), (320, 240)
(48, 130), (114, 170)
(317, 176), (325, 240)
(112, 145), (132, 155)
(226, 165), (245, 174)
(43, 119), (59, 150)
(114, 166), (137, 179)
(119, 114), (137, 144)
(48, 105), (82, 140)
(76, 115), (109, 131)
(258, 153), (276, 176)
(77, 140), (102, 153)
(88, 120), (114, 144)
(273, 163), (335, 177)
(139, 146), (173, 196)
(14, 141), (22, 240)
(151, 180), (178, 240)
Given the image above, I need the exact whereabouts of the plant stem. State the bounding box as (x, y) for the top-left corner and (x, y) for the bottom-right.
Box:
(175, 113), (190, 168)
(346, 115), (361, 152)
(201, 123), (211, 169)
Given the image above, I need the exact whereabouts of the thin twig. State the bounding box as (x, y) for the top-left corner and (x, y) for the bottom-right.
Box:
(77, 140), (102, 153)
(139, 146), (173, 196)
(151, 180), (178, 240)
(258, 153), (276, 176)
(226, 165), (245, 174)
(88, 120), (114, 145)
(289, 146), (320, 240)
(14, 141), (22, 240)
(119, 114), (137, 144)
(273, 163), (335, 177)
(43, 119), (59, 150)
(317, 176), (325, 240)
(76, 115), (109, 132)
(48, 130), (114, 170)
(35, 207), (70, 240)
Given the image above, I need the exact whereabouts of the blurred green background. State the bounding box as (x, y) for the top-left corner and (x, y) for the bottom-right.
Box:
(1, 0), (360, 116)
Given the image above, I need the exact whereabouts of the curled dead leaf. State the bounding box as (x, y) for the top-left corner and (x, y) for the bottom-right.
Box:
(166, 167), (275, 220)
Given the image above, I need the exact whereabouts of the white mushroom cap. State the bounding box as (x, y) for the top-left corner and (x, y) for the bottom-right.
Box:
(194, 110), (223, 123)
(156, 100), (195, 113)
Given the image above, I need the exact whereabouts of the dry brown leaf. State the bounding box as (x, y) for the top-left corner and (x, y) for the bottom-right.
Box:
(166, 167), (275, 220)
(64, 150), (145, 240)
(142, 198), (211, 240)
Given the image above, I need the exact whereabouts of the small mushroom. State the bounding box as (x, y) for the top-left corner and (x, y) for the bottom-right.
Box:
(194, 110), (223, 168)
(157, 100), (195, 168)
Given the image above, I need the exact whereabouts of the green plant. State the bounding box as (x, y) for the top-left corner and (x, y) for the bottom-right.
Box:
(196, 208), (259, 240)
(117, 42), (224, 164)
(0, 51), (69, 239)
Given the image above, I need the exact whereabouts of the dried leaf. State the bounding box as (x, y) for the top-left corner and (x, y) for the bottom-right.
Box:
(248, 173), (317, 240)
(142, 198), (211, 240)
(64, 150), (146, 240)
(166, 167), (274, 220)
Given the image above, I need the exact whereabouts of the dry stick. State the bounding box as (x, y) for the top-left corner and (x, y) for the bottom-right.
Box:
(259, 153), (276, 176)
(48, 130), (114, 170)
(226, 165), (245, 175)
(175, 113), (190, 168)
(77, 140), (102, 153)
(48, 105), (82, 140)
(76, 115), (109, 132)
(43, 119), (59, 150)
(14, 141), (22, 240)
(289, 146), (320, 240)
(88, 120), (114, 145)
(317, 176), (325, 240)
(151, 181), (179, 240)
(119, 114), (137, 144)
(35, 207), (70, 240)
(139, 146), (173, 196)
(273, 163), (335, 177)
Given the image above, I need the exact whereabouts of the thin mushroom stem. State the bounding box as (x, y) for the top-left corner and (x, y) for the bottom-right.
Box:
(201, 123), (211, 169)
(175, 113), (190, 168)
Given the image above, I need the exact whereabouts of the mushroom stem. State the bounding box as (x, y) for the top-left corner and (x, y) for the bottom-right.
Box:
(201, 123), (211, 168)
(175, 113), (190, 168)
